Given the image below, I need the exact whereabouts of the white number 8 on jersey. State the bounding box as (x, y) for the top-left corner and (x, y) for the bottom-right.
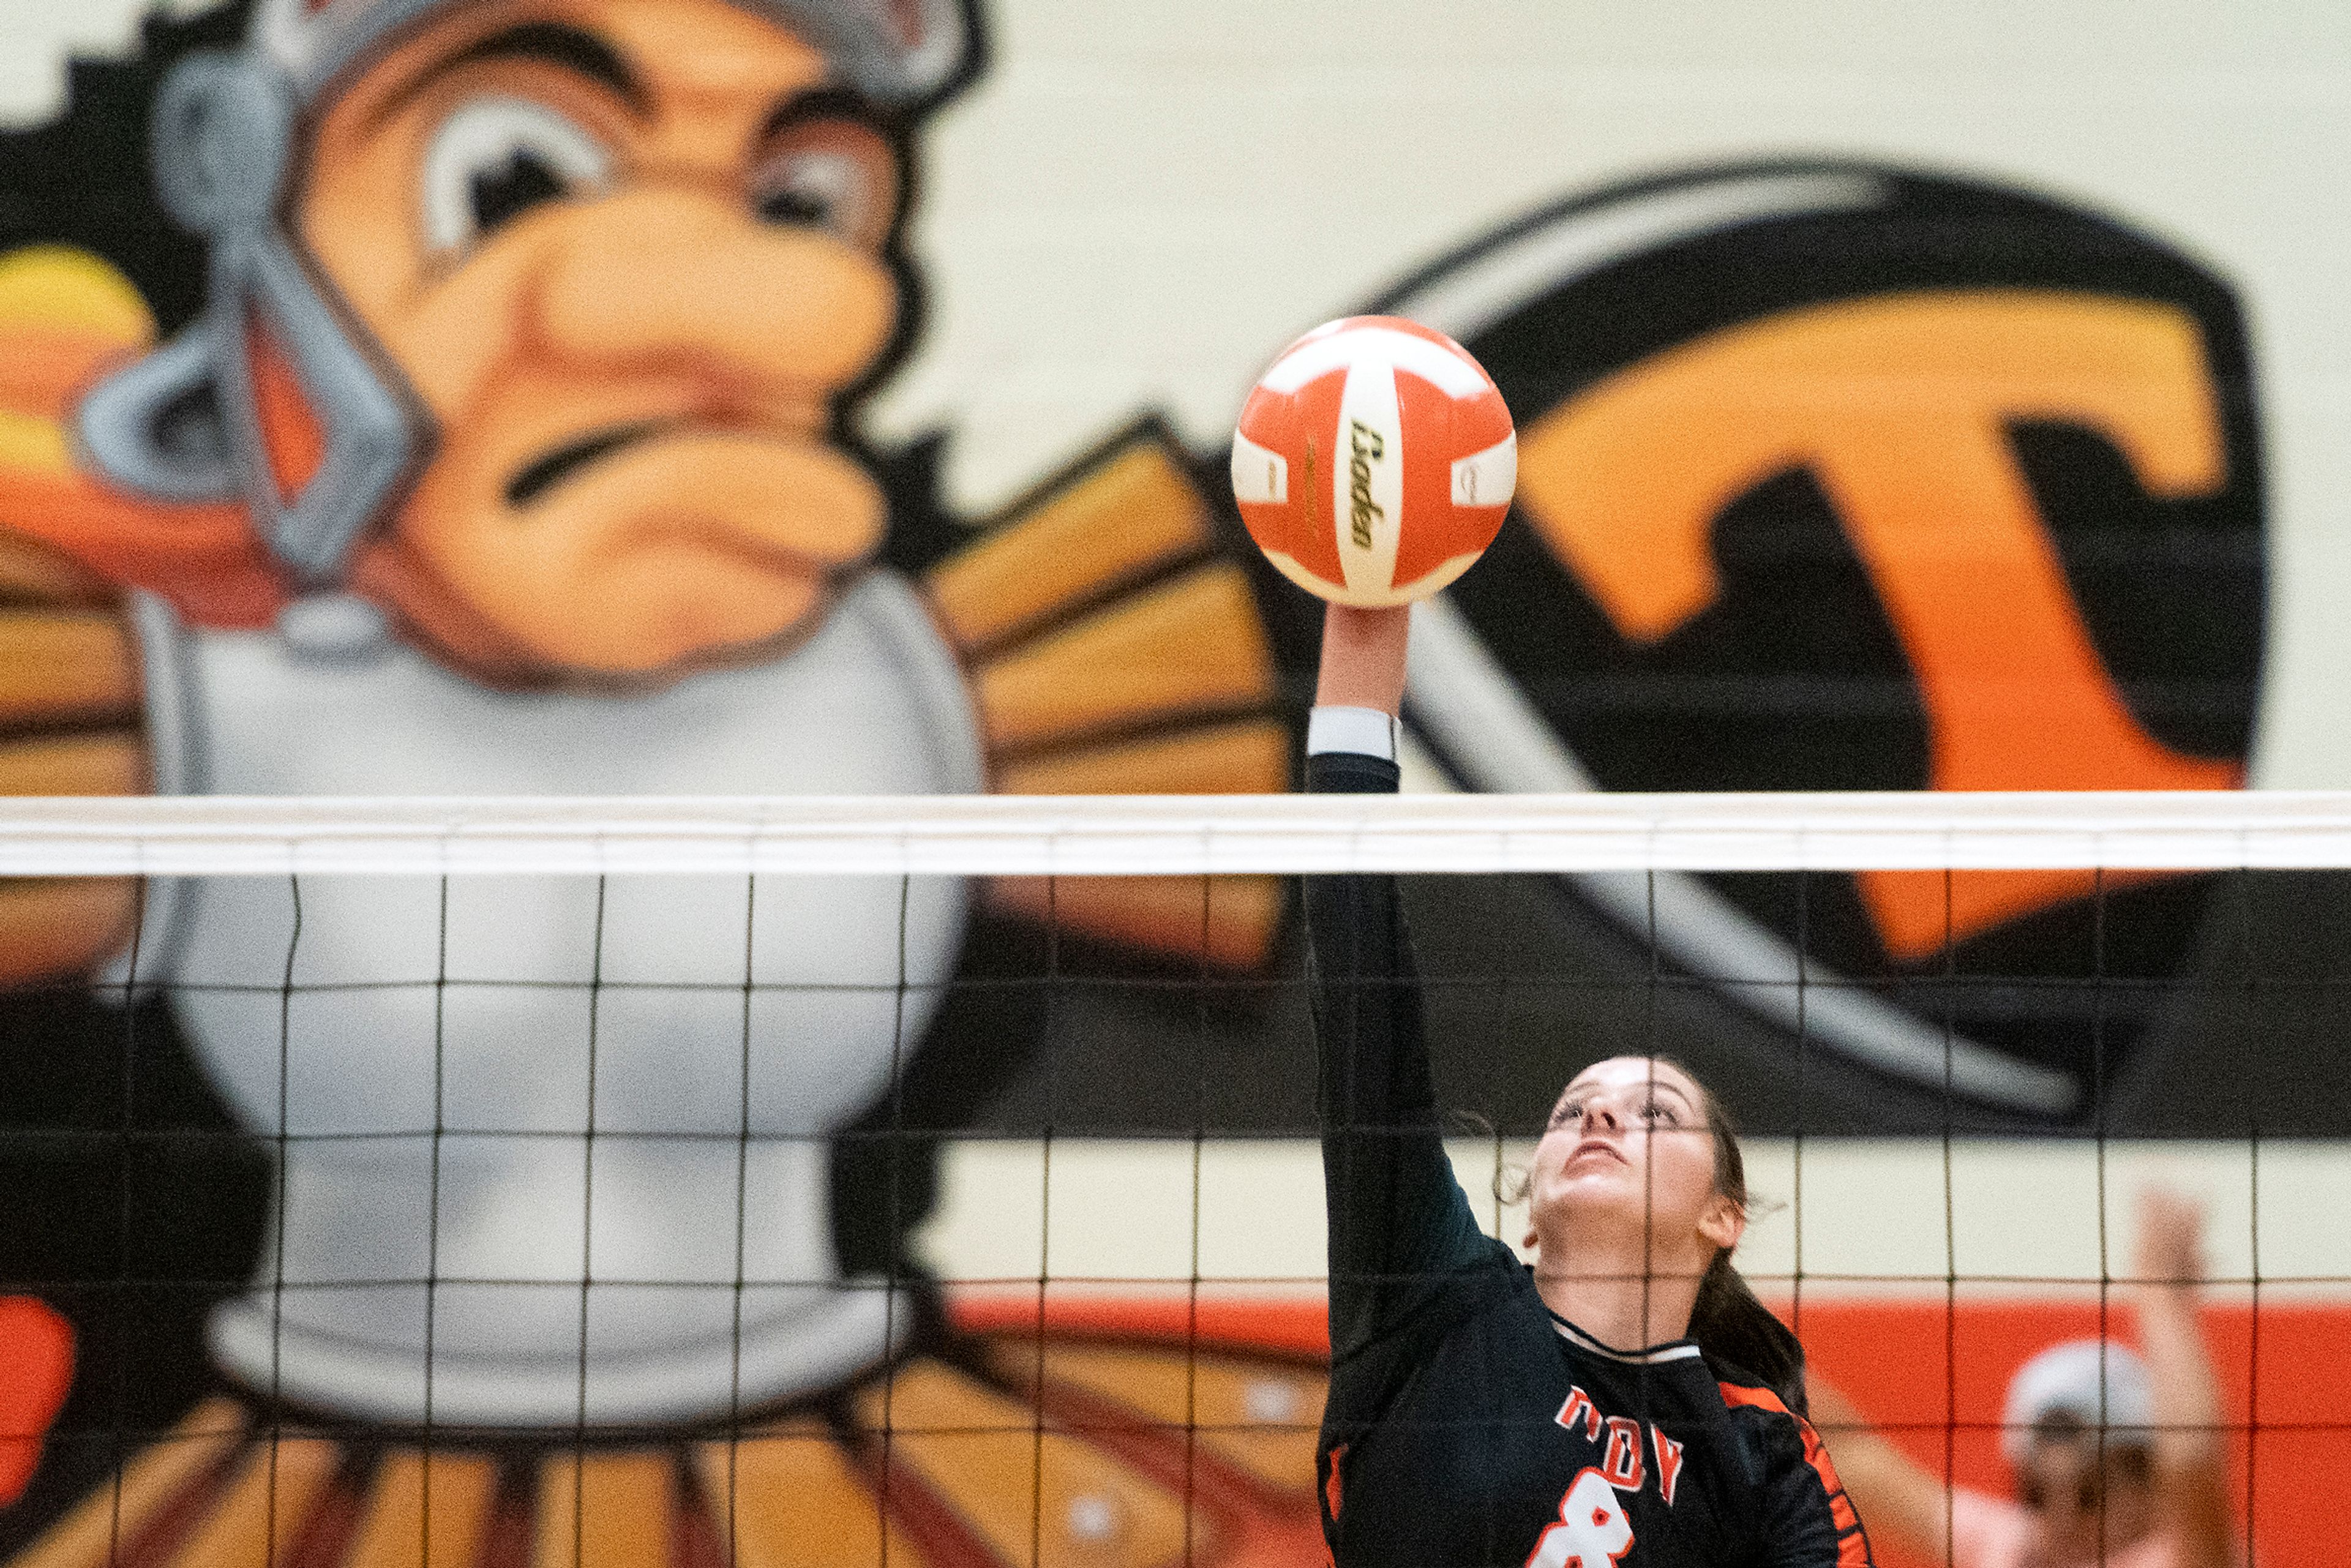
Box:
(1524, 1468), (1635, 1568)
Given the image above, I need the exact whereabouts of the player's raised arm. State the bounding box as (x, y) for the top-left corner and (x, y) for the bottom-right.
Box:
(2133, 1190), (2233, 1568)
(1304, 601), (1494, 1368)
(1314, 604), (1411, 715)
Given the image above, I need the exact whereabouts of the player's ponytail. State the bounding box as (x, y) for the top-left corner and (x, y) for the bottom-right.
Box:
(1670, 1063), (1810, 1416)
(1689, 1253), (1808, 1415)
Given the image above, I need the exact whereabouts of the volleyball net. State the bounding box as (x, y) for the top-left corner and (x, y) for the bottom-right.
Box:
(0, 790), (2344, 1568)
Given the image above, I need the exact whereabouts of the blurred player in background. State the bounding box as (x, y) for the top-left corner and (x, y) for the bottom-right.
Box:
(1812, 1191), (2233, 1568)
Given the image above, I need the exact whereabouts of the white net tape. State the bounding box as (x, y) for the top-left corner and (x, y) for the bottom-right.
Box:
(4, 790), (2351, 876)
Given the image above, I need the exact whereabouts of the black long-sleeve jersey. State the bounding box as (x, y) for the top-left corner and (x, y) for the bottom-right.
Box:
(1306, 745), (1871, 1568)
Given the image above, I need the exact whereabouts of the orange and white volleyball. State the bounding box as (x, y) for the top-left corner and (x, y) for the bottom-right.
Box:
(1231, 316), (1515, 606)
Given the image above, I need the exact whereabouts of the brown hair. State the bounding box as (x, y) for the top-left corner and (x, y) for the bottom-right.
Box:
(1668, 1061), (1810, 1415)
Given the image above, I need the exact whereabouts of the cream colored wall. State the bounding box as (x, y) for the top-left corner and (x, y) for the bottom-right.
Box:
(920, 1137), (2351, 1298)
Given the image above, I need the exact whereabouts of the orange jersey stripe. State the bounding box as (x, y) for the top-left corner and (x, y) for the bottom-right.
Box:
(1718, 1382), (1871, 1568)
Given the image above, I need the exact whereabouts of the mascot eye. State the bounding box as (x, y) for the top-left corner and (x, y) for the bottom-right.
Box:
(749, 121), (898, 249)
(422, 97), (615, 254)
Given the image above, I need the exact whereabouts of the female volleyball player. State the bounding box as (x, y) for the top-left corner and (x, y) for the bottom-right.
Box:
(1809, 1189), (2234, 1568)
(1307, 602), (1872, 1567)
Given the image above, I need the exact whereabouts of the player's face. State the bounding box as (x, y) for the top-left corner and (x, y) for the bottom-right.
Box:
(298, 0), (905, 681)
(2016, 1438), (2156, 1558)
(1530, 1057), (1741, 1266)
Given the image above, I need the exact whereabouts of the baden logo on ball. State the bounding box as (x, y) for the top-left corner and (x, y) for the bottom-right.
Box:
(1232, 315), (1517, 606)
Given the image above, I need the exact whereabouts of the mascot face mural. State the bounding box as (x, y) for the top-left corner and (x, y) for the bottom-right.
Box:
(308, 0), (904, 678)
(0, 0), (1305, 1460)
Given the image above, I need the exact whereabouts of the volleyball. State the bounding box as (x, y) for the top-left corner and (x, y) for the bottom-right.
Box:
(1231, 315), (1516, 607)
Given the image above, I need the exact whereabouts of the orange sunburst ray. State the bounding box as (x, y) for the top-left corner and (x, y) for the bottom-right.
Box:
(926, 430), (1292, 972)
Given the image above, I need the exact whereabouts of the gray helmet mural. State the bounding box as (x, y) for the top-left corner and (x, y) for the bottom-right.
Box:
(79, 0), (973, 587)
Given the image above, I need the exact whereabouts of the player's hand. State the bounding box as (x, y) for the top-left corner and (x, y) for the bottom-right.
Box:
(2132, 1187), (2207, 1292)
(1314, 603), (1411, 715)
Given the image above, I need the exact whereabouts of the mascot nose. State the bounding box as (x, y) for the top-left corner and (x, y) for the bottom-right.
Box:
(528, 186), (898, 396)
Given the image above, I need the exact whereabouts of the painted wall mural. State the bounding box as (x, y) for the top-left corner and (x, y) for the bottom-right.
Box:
(0, 1), (2338, 1564)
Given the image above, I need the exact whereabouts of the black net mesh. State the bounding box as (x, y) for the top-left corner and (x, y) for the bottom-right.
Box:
(0, 852), (2342, 1567)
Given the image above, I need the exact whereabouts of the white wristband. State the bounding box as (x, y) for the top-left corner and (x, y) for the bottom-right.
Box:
(1307, 705), (1401, 762)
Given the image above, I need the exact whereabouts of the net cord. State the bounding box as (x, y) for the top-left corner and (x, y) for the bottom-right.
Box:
(1, 792), (2349, 877)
